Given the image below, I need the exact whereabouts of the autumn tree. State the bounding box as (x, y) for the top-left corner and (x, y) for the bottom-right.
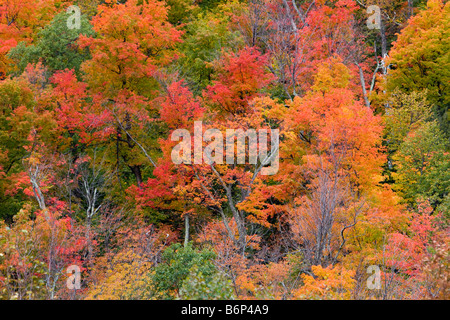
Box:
(8, 11), (94, 78)
(78, 0), (182, 187)
(0, 77), (35, 221)
(282, 57), (386, 268)
(0, 0), (69, 77)
(0, 0), (448, 302)
(177, 6), (244, 94)
(385, 0), (450, 136)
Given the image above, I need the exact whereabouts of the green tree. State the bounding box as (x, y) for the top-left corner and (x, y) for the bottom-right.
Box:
(165, 0), (200, 26)
(8, 11), (94, 78)
(177, 8), (243, 94)
(152, 243), (217, 299)
(393, 121), (450, 209)
(385, 90), (433, 153)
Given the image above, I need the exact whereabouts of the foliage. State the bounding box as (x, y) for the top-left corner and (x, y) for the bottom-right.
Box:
(179, 265), (235, 300)
(294, 265), (356, 300)
(151, 243), (216, 299)
(393, 121), (450, 209)
(0, 0), (448, 301)
(386, 0), (450, 136)
(7, 11), (94, 78)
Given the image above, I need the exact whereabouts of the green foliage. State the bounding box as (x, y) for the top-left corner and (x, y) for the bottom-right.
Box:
(151, 243), (216, 299)
(196, 0), (230, 11)
(436, 194), (450, 223)
(179, 265), (235, 299)
(385, 90), (433, 153)
(8, 11), (94, 78)
(393, 121), (450, 209)
(165, 0), (200, 26)
(177, 8), (244, 94)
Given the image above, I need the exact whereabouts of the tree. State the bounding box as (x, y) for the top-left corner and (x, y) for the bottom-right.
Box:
(0, 77), (35, 221)
(0, 203), (86, 300)
(78, 0), (182, 96)
(279, 58), (389, 269)
(385, 0), (450, 136)
(177, 7), (244, 94)
(84, 218), (172, 300)
(0, 0), (67, 77)
(7, 11), (94, 78)
(263, 0), (365, 100)
(152, 243), (217, 299)
(137, 47), (279, 254)
(0, 0), (448, 302)
(393, 121), (450, 209)
(205, 46), (275, 115)
(384, 90), (432, 153)
(179, 265), (235, 300)
(294, 265), (356, 300)
(77, 0), (183, 188)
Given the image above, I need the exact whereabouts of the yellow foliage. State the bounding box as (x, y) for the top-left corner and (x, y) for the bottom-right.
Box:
(311, 56), (352, 93)
(295, 265), (356, 300)
(85, 250), (155, 300)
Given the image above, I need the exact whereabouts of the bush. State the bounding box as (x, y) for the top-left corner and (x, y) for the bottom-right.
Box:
(152, 243), (216, 299)
(179, 265), (235, 300)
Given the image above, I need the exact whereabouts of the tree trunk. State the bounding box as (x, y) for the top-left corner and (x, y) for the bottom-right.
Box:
(86, 215), (93, 269)
(128, 165), (142, 188)
(379, 18), (387, 60)
(184, 213), (189, 247)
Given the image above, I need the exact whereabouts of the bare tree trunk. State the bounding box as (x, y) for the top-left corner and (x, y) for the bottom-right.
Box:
(356, 62), (371, 108)
(407, 0), (414, 19)
(184, 213), (189, 247)
(86, 215), (93, 268)
(379, 18), (388, 62)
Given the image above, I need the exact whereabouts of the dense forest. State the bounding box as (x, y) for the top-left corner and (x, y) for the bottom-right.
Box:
(0, 0), (448, 300)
